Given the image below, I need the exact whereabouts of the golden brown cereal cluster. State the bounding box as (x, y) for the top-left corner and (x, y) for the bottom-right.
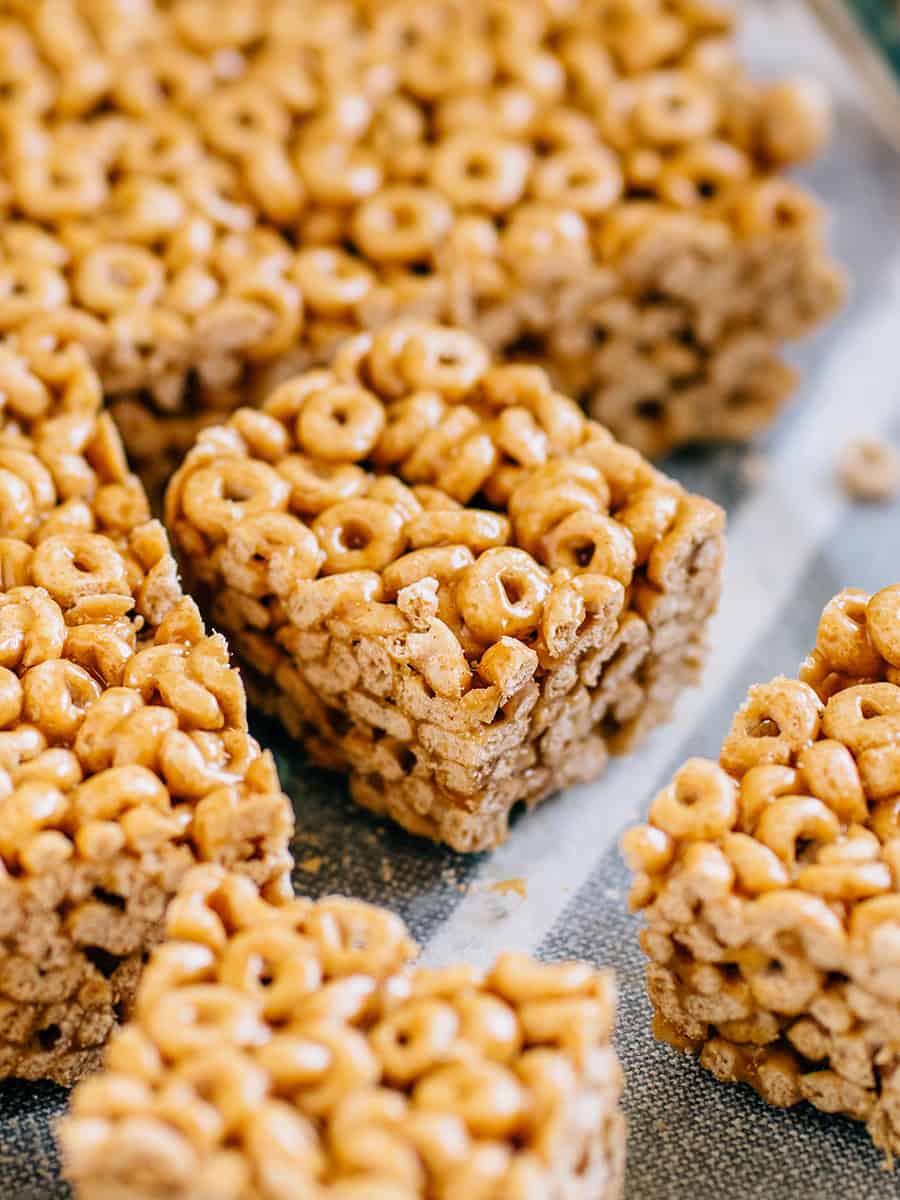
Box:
(0, 0), (843, 478)
(59, 864), (625, 1200)
(166, 320), (725, 852)
(0, 345), (294, 1086)
(623, 584), (900, 1158)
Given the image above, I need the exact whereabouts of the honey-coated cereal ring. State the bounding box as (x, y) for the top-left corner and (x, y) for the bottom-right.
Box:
(455, 547), (552, 644)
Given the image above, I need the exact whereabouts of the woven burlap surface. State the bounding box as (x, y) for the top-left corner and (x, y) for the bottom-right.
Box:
(3, 3), (900, 1196)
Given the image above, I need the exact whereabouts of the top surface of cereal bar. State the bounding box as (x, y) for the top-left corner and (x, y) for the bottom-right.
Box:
(0, 0), (844, 455)
(59, 864), (624, 1200)
(167, 318), (724, 670)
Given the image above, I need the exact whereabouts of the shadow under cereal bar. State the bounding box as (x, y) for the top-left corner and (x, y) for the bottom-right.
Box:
(166, 320), (724, 852)
(0, 345), (293, 1085)
(623, 585), (900, 1159)
(0, 0), (844, 486)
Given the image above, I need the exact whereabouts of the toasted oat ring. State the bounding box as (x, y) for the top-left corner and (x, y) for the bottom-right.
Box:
(650, 758), (737, 841)
(456, 547), (551, 643)
(181, 459), (291, 538)
(146, 984), (267, 1061)
(0, 261), (68, 329)
(412, 1060), (526, 1139)
(352, 186), (453, 264)
(539, 510), (635, 585)
(633, 71), (718, 147)
(296, 385), (386, 463)
(867, 585), (900, 667)
(218, 926), (323, 1020)
(292, 248), (374, 316)
(733, 179), (822, 238)
(73, 764), (170, 822)
(822, 683), (900, 754)
(277, 455), (368, 515)
(31, 532), (131, 605)
(301, 896), (414, 977)
(396, 325), (489, 400)
(313, 499), (407, 575)
(429, 132), (531, 213)
(405, 510), (510, 553)
(170, 1048), (268, 1140)
(74, 243), (166, 314)
(659, 140), (750, 208)
(531, 145), (624, 214)
(370, 999), (460, 1086)
(22, 659), (102, 740)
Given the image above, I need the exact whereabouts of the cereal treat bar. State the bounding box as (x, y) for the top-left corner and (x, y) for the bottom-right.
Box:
(0, 0), (843, 476)
(0, 346), (294, 1086)
(59, 864), (626, 1200)
(166, 320), (725, 852)
(622, 585), (900, 1158)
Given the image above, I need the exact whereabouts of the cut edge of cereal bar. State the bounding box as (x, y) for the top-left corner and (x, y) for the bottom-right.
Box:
(58, 863), (626, 1200)
(166, 319), (725, 852)
(0, 345), (294, 1086)
(622, 584), (900, 1160)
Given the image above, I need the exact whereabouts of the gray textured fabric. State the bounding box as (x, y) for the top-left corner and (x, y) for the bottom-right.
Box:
(2, 3), (900, 1196)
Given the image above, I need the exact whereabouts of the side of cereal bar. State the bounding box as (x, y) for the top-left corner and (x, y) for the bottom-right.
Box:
(0, 0), (843, 475)
(0, 346), (294, 1086)
(166, 320), (724, 851)
(622, 585), (900, 1158)
(59, 864), (626, 1200)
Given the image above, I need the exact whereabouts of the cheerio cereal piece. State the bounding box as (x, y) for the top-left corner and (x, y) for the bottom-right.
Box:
(0, 347), (293, 1086)
(0, 0), (844, 466)
(58, 864), (625, 1200)
(622, 584), (900, 1159)
(166, 320), (725, 851)
(837, 437), (900, 504)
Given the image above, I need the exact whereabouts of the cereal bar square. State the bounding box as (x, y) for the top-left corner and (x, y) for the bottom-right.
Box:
(623, 585), (900, 1158)
(167, 320), (724, 851)
(59, 864), (626, 1200)
(0, 347), (294, 1085)
(0, 0), (844, 490)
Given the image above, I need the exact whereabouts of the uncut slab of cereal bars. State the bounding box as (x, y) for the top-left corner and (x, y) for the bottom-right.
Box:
(0, 0), (844, 490)
(59, 864), (626, 1200)
(166, 320), (725, 852)
(623, 585), (900, 1157)
(0, 344), (293, 1085)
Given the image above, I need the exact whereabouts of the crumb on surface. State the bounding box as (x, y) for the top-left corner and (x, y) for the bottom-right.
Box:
(298, 856), (324, 874)
(739, 452), (770, 488)
(489, 877), (528, 899)
(838, 436), (900, 503)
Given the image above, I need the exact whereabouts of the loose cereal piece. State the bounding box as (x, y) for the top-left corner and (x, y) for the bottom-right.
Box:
(623, 584), (900, 1158)
(0, 348), (294, 1086)
(59, 864), (625, 1200)
(166, 320), (725, 851)
(838, 437), (900, 503)
(0, 1), (843, 468)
